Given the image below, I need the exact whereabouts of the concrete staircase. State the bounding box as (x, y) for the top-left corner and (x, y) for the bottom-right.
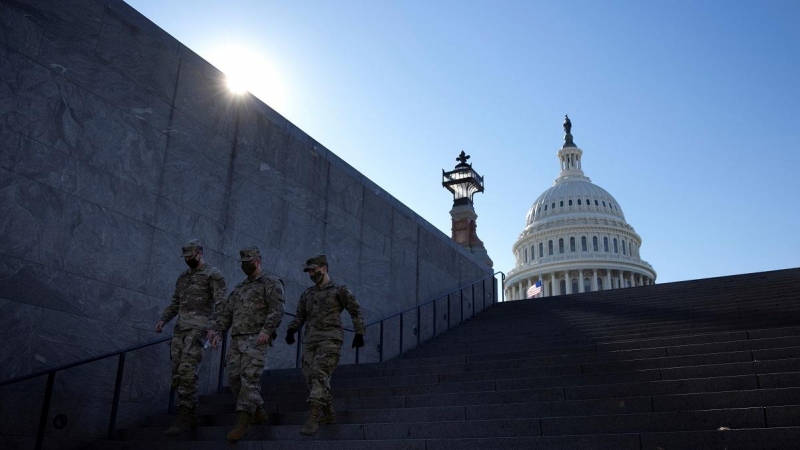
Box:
(90, 268), (800, 449)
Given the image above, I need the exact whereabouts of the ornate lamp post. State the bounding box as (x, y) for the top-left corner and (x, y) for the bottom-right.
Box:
(442, 151), (493, 267)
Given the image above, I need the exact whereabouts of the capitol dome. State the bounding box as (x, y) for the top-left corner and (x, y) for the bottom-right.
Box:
(505, 117), (656, 300)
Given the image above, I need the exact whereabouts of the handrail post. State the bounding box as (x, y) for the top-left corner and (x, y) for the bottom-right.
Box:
(217, 332), (228, 394)
(399, 313), (404, 359)
(433, 299), (437, 339)
(379, 321), (384, 362)
(108, 352), (126, 439)
(460, 288), (464, 324)
(482, 278), (486, 311)
(416, 306), (421, 349)
(295, 326), (303, 369)
(35, 372), (55, 450)
(471, 284), (475, 319)
(168, 386), (176, 414)
(447, 294), (451, 330)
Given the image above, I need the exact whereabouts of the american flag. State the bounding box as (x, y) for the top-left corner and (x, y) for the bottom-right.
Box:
(526, 280), (542, 298)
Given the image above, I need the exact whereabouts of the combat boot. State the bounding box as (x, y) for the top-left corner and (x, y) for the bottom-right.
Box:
(164, 407), (193, 435)
(249, 404), (269, 424)
(226, 411), (251, 442)
(319, 402), (336, 425)
(299, 404), (323, 436)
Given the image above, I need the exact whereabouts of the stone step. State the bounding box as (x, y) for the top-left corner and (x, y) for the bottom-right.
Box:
(257, 343), (800, 391)
(201, 371), (800, 412)
(85, 427), (800, 450)
(155, 387), (800, 427)
(256, 355), (800, 403)
(120, 406), (800, 442)
(434, 316), (800, 344)
(414, 314), (800, 349)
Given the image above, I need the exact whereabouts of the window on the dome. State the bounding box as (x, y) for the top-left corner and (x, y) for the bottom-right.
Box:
(602, 201), (606, 207)
(539, 243), (544, 258)
(587, 198), (590, 205)
(544, 204), (547, 211)
(581, 236), (587, 251)
(568, 199), (573, 206)
(577, 199), (582, 206)
(594, 200), (599, 206)
(571, 278), (579, 293)
(622, 240), (626, 255)
(560, 279), (567, 294)
(613, 238), (618, 253)
(604, 237), (609, 252)
(559, 238), (564, 253)
(552, 202), (556, 209)
(548, 240), (554, 255)
(570, 237), (576, 252)
(593, 236), (598, 251)
(560, 201), (564, 207)
(531, 245), (535, 259)
(524, 248), (528, 262)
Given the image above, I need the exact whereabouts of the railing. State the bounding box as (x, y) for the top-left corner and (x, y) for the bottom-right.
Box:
(0, 271), (505, 449)
(0, 336), (171, 450)
(284, 271), (505, 367)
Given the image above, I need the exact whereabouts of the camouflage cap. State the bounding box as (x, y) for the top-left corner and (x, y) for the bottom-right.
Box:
(181, 239), (202, 257)
(239, 246), (261, 262)
(303, 254), (328, 272)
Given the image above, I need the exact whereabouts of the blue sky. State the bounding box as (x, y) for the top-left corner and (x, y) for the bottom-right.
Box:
(125, 0), (800, 284)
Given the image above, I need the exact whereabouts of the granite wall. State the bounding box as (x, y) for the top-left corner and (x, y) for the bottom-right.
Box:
(0, 0), (494, 447)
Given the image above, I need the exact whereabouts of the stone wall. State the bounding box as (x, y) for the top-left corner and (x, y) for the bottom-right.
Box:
(0, 0), (493, 447)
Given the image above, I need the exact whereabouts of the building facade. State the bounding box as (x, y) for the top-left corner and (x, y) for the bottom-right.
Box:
(504, 118), (656, 300)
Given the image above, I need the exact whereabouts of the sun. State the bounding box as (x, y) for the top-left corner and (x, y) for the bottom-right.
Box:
(206, 44), (287, 110)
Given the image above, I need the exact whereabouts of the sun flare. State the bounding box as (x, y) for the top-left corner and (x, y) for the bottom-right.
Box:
(207, 44), (287, 110)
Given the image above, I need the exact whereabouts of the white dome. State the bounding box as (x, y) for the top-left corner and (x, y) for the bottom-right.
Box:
(526, 179), (625, 227)
(505, 119), (656, 300)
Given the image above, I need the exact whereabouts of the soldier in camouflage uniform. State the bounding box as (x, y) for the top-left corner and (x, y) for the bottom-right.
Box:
(206, 246), (285, 442)
(155, 239), (227, 435)
(285, 254), (366, 436)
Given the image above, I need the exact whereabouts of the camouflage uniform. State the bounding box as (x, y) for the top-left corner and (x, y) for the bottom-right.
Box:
(160, 241), (227, 411)
(288, 276), (366, 407)
(210, 248), (285, 414)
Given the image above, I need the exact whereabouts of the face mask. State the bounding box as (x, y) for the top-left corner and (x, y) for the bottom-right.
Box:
(185, 254), (200, 268)
(241, 261), (257, 276)
(310, 271), (324, 284)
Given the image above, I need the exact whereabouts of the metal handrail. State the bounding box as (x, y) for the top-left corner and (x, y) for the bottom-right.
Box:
(276, 271), (506, 367)
(1, 271), (505, 450)
(0, 336), (171, 450)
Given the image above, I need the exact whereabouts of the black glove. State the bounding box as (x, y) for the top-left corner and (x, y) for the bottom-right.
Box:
(352, 334), (364, 348)
(285, 328), (297, 345)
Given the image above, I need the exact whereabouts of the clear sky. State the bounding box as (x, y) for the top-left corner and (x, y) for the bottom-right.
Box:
(125, 0), (800, 284)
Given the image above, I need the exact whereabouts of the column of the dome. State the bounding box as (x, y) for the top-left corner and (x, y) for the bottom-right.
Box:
(606, 270), (612, 290)
(629, 272), (634, 288)
(591, 269), (598, 291)
(579, 269), (585, 293)
(566, 272), (573, 295)
(552, 272), (560, 295)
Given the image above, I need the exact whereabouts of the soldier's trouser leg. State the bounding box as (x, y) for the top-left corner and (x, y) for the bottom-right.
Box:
(226, 334), (267, 414)
(301, 340), (342, 406)
(169, 329), (204, 411)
